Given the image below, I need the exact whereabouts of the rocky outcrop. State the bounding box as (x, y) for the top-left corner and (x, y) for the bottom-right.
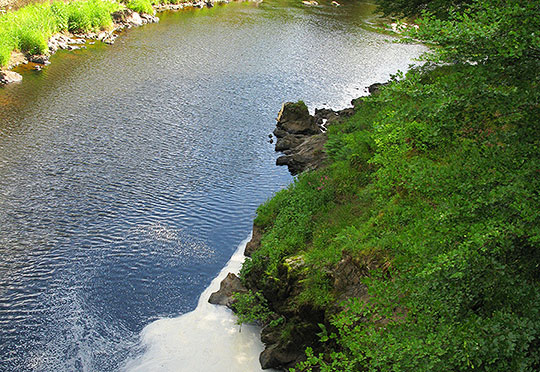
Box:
(244, 224), (263, 257)
(273, 101), (355, 175)
(367, 81), (389, 95)
(208, 273), (248, 308)
(0, 70), (22, 85)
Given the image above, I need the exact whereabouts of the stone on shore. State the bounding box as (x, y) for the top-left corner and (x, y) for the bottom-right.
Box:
(244, 224), (263, 257)
(276, 101), (320, 136)
(208, 273), (247, 308)
(112, 9), (143, 27)
(0, 70), (22, 85)
(28, 54), (50, 65)
(273, 101), (357, 175)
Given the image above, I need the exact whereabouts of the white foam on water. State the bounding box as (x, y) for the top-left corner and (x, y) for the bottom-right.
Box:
(124, 234), (274, 372)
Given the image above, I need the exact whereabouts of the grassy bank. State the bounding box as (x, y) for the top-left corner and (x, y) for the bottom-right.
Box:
(0, 0), (122, 66)
(236, 0), (540, 370)
(0, 0), (203, 68)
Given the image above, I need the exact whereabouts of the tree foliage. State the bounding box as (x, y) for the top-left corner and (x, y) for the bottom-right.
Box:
(375, 0), (473, 19)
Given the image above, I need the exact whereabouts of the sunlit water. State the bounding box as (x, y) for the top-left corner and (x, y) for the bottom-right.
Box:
(0, 1), (427, 370)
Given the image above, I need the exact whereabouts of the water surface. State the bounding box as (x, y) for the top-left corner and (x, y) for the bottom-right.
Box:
(0, 1), (426, 370)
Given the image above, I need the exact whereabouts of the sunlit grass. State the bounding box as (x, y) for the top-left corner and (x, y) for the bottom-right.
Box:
(126, 0), (153, 14)
(0, 0), (120, 67)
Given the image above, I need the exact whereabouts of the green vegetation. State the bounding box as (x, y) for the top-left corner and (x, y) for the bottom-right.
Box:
(126, 0), (154, 15)
(375, 0), (473, 19)
(0, 0), (120, 66)
(238, 0), (540, 370)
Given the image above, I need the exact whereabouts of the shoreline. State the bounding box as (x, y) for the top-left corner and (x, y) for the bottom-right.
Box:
(124, 234), (277, 372)
(0, 0), (260, 85)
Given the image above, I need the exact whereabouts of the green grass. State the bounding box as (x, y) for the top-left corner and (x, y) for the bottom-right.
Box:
(0, 0), (120, 67)
(126, 0), (154, 14)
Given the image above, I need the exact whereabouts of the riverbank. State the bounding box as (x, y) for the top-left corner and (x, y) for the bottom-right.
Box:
(124, 235), (276, 372)
(0, 0), (257, 85)
(214, 0), (540, 369)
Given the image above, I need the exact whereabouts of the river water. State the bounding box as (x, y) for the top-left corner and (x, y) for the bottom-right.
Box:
(0, 1), (426, 370)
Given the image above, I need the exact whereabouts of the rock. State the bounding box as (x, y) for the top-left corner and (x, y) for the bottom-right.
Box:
(301, 0), (318, 5)
(278, 133), (327, 175)
(96, 31), (109, 41)
(275, 134), (305, 152)
(351, 96), (363, 107)
(27, 54), (49, 64)
(0, 70), (23, 85)
(208, 273), (248, 308)
(141, 13), (160, 23)
(33, 65), (42, 71)
(112, 9), (143, 27)
(333, 253), (369, 303)
(260, 343), (304, 370)
(331, 0), (340, 6)
(245, 224), (263, 257)
(273, 127), (288, 138)
(273, 101), (331, 174)
(276, 101), (320, 136)
(70, 38), (86, 44)
(276, 155), (289, 166)
(337, 107), (355, 117)
(367, 82), (389, 95)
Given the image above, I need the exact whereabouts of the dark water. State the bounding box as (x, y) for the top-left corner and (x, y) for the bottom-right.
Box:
(0, 1), (426, 370)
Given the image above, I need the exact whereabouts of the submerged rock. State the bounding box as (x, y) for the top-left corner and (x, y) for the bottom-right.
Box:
(0, 70), (22, 85)
(208, 273), (247, 308)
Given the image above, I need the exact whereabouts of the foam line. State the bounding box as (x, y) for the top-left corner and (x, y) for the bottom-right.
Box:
(124, 234), (275, 372)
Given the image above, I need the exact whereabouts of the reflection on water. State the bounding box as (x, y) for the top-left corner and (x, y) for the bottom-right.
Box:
(0, 1), (427, 370)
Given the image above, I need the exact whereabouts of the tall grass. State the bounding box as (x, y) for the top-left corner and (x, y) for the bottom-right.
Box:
(0, 0), (120, 67)
(126, 0), (153, 15)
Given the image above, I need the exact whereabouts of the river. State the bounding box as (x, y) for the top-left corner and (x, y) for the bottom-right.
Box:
(0, 1), (426, 370)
